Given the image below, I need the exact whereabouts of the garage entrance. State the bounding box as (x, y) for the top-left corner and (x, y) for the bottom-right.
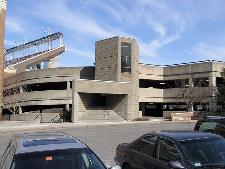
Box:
(140, 103), (163, 117)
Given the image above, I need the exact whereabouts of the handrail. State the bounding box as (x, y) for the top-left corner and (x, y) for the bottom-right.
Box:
(50, 114), (60, 123)
(5, 32), (63, 54)
(34, 114), (42, 123)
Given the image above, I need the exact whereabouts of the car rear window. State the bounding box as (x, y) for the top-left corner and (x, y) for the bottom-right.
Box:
(196, 121), (217, 132)
(10, 148), (106, 169)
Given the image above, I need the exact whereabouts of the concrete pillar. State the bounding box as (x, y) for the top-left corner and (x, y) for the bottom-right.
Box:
(141, 102), (145, 116)
(209, 72), (217, 112)
(188, 64), (194, 112)
(66, 104), (69, 111)
(67, 81), (70, 90)
(19, 106), (22, 114)
(0, 0), (7, 121)
(189, 104), (194, 112)
(72, 79), (78, 122)
(20, 85), (23, 93)
(48, 60), (53, 68)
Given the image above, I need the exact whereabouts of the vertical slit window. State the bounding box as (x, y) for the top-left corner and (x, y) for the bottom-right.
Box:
(121, 42), (131, 73)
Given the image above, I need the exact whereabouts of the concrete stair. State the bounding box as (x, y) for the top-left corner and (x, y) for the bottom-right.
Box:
(79, 107), (124, 122)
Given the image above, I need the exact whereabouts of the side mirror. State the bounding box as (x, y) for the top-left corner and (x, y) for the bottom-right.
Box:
(109, 165), (121, 169)
(169, 161), (184, 169)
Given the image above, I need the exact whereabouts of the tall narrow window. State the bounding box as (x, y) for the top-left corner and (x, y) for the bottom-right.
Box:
(121, 42), (131, 74)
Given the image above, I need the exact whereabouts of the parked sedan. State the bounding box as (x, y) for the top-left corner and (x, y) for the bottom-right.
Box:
(115, 132), (225, 169)
(0, 131), (120, 169)
(194, 116), (225, 137)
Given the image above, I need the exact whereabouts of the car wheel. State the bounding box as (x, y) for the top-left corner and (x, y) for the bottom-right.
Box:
(123, 164), (132, 169)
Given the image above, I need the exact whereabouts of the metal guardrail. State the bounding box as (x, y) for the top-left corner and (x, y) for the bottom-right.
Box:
(5, 50), (49, 68)
(5, 32), (63, 55)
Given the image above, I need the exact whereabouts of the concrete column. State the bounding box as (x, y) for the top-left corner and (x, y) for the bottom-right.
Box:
(67, 81), (70, 90)
(209, 72), (217, 112)
(20, 86), (23, 93)
(0, 0), (7, 121)
(48, 59), (53, 68)
(72, 79), (78, 122)
(141, 102), (145, 116)
(66, 81), (70, 111)
(66, 104), (69, 111)
(19, 106), (22, 114)
(188, 64), (194, 112)
(189, 104), (194, 112)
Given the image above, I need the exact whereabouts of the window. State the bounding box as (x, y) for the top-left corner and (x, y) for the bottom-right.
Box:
(1, 141), (14, 169)
(132, 136), (157, 157)
(121, 42), (131, 73)
(156, 138), (181, 163)
(193, 77), (209, 87)
(198, 121), (217, 132)
(10, 148), (106, 169)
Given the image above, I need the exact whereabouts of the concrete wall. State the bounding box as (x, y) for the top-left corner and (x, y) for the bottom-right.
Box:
(3, 90), (72, 108)
(163, 87), (212, 102)
(77, 93), (94, 119)
(2, 113), (59, 122)
(0, 0), (7, 121)
(72, 36), (140, 122)
(2, 67), (94, 114)
(4, 67), (95, 88)
(118, 37), (140, 120)
(75, 79), (131, 94)
(139, 62), (224, 81)
(139, 88), (163, 103)
(163, 62), (213, 80)
(72, 79), (132, 122)
(138, 61), (225, 116)
(107, 94), (128, 119)
(95, 37), (119, 81)
(139, 65), (163, 80)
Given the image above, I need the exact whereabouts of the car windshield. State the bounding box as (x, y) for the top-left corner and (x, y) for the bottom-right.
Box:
(10, 148), (106, 169)
(180, 137), (225, 168)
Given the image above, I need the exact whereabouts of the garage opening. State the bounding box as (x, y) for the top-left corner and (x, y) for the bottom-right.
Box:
(140, 103), (163, 117)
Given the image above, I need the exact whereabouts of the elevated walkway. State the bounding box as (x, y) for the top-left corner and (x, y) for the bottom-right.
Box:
(5, 45), (66, 73)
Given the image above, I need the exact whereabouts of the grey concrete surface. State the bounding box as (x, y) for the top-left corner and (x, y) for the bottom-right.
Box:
(0, 122), (195, 166)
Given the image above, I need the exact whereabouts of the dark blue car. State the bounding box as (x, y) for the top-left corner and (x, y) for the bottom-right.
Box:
(0, 132), (120, 169)
(115, 132), (225, 169)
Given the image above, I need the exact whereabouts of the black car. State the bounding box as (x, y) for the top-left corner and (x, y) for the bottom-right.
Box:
(0, 131), (120, 169)
(115, 132), (225, 169)
(194, 116), (225, 137)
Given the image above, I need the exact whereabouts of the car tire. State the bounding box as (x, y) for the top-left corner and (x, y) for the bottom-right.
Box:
(123, 164), (132, 169)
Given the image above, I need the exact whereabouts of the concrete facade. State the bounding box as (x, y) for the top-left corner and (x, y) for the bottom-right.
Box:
(0, 0), (7, 121)
(72, 37), (140, 122)
(1, 35), (225, 122)
(139, 61), (225, 117)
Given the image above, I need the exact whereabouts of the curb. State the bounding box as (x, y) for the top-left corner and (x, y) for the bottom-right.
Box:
(0, 120), (196, 133)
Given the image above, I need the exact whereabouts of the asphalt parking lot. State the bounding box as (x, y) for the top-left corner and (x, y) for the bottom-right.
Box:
(0, 122), (195, 166)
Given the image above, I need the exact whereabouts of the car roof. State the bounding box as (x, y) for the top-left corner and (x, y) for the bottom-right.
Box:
(202, 116), (225, 120)
(12, 132), (87, 155)
(146, 132), (223, 142)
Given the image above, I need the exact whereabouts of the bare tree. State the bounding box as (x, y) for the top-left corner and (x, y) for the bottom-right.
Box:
(2, 84), (29, 120)
(174, 78), (217, 112)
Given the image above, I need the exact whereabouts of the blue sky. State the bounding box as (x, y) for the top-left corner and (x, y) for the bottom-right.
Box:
(4, 0), (225, 67)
